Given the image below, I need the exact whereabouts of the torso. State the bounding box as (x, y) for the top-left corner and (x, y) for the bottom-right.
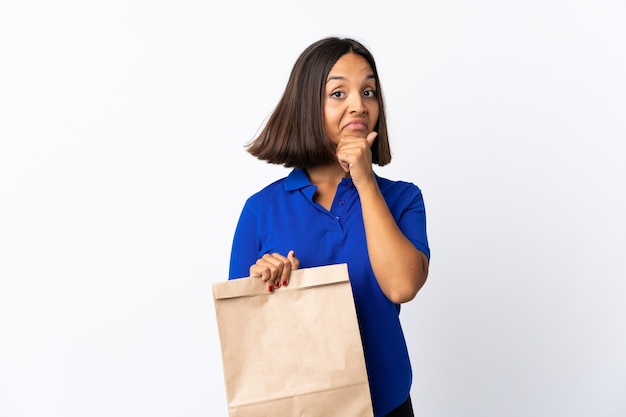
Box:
(313, 183), (337, 211)
(307, 165), (347, 211)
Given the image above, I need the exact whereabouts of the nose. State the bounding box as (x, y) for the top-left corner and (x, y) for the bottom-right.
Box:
(348, 93), (367, 114)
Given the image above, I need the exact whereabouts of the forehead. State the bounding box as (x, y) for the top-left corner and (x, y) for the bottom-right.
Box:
(327, 52), (374, 79)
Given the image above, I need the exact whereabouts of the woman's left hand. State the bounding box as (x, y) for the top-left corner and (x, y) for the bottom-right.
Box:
(336, 131), (378, 187)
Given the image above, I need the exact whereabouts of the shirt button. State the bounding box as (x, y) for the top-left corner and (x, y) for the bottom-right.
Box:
(338, 199), (345, 205)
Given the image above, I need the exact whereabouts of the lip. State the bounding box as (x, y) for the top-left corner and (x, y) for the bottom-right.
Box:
(343, 119), (369, 131)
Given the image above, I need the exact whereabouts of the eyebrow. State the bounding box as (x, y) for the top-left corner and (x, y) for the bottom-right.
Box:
(326, 74), (375, 82)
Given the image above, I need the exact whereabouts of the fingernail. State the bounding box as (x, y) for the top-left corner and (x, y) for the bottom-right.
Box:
(282, 281), (288, 286)
(274, 281), (280, 288)
(268, 285), (273, 292)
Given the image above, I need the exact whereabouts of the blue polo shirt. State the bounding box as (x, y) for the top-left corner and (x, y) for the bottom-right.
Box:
(229, 168), (430, 417)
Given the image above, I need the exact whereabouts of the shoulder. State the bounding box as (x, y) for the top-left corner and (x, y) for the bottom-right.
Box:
(375, 175), (423, 198)
(246, 168), (309, 204)
(375, 175), (427, 216)
(245, 177), (288, 205)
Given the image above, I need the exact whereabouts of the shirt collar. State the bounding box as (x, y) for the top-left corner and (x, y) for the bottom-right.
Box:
(284, 167), (378, 191)
(284, 168), (312, 191)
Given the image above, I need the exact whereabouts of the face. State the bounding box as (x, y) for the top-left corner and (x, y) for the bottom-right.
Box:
(323, 53), (380, 145)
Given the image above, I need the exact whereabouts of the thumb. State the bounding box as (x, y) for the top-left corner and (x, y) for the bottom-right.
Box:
(288, 250), (300, 269)
(366, 131), (378, 148)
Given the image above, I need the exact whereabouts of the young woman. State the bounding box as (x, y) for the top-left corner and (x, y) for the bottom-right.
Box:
(228, 37), (430, 417)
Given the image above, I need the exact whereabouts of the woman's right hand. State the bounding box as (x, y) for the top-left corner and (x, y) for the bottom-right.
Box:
(249, 250), (300, 292)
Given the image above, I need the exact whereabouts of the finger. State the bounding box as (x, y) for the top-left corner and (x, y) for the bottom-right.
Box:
(336, 147), (352, 173)
(270, 252), (293, 289)
(339, 158), (350, 173)
(249, 254), (284, 290)
(264, 252), (292, 290)
(249, 264), (277, 293)
(282, 250), (300, 287)
(288, 250), (300, 270)
(249, 264), (272, 282)
(366, 131), (378, 147)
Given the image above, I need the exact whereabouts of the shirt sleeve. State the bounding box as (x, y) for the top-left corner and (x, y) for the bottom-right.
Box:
(228, 199), (261, 279)
(397, 187), (430, 261)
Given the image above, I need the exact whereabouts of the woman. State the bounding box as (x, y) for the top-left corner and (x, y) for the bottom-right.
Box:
(228, 37), (430, 417)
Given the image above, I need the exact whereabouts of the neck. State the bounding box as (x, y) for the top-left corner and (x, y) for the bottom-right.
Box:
(305, 163), (348, 187)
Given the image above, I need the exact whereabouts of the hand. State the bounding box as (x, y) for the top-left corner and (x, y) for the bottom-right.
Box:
(249, 250), (300, 292)
(336, 131), (378, 186)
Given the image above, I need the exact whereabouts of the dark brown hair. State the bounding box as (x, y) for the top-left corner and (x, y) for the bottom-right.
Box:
(246, 37), (391, 168)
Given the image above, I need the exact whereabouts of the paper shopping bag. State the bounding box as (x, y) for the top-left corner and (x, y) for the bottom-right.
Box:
(212, 263), (374, 417)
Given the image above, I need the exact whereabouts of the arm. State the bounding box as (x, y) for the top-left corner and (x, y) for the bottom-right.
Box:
(228, 201), (263, 280)
(337, 132), (429, 303)
(357, 181), (429, 303)
(229, 200), (299, 291)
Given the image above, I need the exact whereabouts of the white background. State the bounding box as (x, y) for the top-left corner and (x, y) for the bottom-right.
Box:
(1, 1), (625, 416)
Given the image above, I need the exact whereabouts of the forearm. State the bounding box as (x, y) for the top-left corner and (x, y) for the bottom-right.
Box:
(358, 181), (429, 303)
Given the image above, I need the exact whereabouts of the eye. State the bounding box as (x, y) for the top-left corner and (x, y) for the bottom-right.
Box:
(330, 90), (344, 98)
(363, 89), (377, 98)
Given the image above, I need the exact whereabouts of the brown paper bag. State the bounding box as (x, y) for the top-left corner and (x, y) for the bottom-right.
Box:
(212, 263), (374, 417)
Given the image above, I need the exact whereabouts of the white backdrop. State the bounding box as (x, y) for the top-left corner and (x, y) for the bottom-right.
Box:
(1, 1), (625, 416)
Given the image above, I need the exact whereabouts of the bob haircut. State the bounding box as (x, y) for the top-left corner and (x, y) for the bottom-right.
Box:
(246, 37), (392, 168)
